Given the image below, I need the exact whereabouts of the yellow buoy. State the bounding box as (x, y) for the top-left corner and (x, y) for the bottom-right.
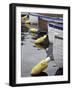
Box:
(25, 24), (31, 28)
(34, 35), (47, 44)
(25, 20), (30, 24)
(31, 57), (50, 75)
(30, 28), (38, 33)
(22, 15), (27, 20)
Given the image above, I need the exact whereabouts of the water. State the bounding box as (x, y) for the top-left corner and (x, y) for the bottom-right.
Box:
(21, 22), (63, 77)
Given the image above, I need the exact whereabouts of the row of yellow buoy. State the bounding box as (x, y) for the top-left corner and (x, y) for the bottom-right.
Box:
(22, 15), (37, 32)
(31, 35), (50, 75)
(22, 15), (50, 76)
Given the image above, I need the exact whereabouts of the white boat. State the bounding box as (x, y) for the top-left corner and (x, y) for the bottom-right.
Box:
(48, 23), (63, 43)
(53, 33), (63, 68)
